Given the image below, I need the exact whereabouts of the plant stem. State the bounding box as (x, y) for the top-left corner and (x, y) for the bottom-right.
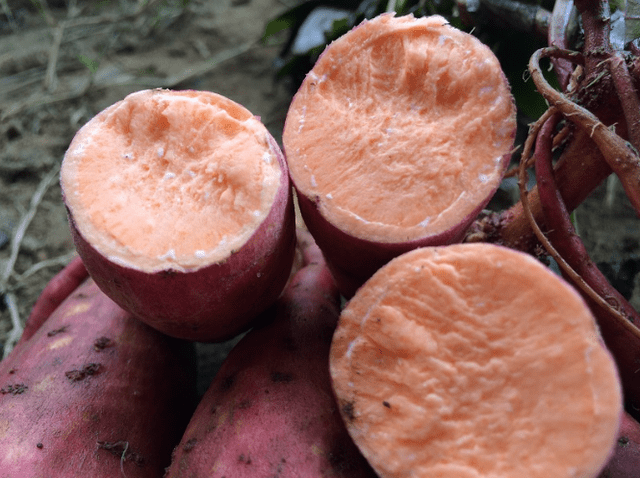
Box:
(523, 113), (640, 417)
(574, 0), (612, 61)
(530, 47), (640, 214)
(535, 114), (639, 325)
(610, 52), (640, 152)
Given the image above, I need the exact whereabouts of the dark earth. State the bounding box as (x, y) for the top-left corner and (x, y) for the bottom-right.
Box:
(0, 0), (638, 397)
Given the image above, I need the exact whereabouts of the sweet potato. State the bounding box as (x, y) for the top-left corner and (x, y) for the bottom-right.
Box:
(598, 411), (640, 478)
(14, 256), (88, 350)
(330, 243), (622, 478)
(165, 229), (377, 478)
(282, 13), (516, 297)
(0, 277), (196, 477)
(60, 88), (295, 341)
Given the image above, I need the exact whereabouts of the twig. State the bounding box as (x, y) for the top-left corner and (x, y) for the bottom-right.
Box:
(30, 0), (56, 27)
(161, 42), (254, 88)
(2, 41), (253, 121)
(1, 75), (92, 121)
(66, 0), (80, 18)
(1, 164), (60, 356)
(1, 164), (60, 287)
(44, 22), (66, 93)
(529, 47), (640, 215)
(3, 293), (21, 359)
(604, 173), (620, 209)
(13, 251), (78, 283)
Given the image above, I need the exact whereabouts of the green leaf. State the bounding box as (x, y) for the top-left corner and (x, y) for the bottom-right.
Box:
(78, 55), (99, 73)
(261, 1), (323, 44)
(264, 18), (296, 40)
(328, 17), (352, 40)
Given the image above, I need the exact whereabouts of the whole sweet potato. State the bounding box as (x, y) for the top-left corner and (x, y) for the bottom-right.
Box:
(0, 277), (196, 477)
(165, 230), (377, 477)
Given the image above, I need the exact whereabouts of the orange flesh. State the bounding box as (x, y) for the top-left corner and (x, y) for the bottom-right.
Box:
(284, 14), (516, 242)
(330, 244), (622, 478)
(61, 89), (282, 272)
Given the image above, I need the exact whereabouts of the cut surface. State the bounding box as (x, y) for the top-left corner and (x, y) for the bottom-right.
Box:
(61, 89), (282, 272)
(330, 244), (622, 478)
(283, 14), (516, 243)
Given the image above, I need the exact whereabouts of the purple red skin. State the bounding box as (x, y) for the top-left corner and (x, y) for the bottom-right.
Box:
(0, 278), (196, 477)
(63, 134), (296, 342)
(293, 156), (510, 298)
(15, 256), (88, 350)
(598, 412), (640, 478)
(164, 230), (378, 478)
(284, 15), (516, 299)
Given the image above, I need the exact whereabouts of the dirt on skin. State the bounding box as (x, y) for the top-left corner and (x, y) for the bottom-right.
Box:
(0, 0), (638, 398)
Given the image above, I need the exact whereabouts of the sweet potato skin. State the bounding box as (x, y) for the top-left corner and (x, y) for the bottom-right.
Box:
(295, 189), (487, 298)
(598, 412), (640, 478)
(0, 278), (196, 477)
(65, 135), (296, 342)
(165, 230), (377, 478)
(15, 256), (88, 350)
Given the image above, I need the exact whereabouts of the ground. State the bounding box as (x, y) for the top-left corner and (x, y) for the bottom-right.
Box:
(0, 0), (638, 396)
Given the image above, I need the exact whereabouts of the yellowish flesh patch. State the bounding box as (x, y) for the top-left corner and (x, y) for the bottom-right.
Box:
(61, 89), (282, 272)
(47, 336), (74, 351)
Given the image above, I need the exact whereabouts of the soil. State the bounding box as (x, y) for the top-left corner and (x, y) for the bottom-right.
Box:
(0, 0), (638, 397)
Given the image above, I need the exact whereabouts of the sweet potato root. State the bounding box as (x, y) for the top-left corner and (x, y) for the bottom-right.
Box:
(165, 229), (376, 478)
(0, 278), (196, 477)
(330, 243), (622, 478)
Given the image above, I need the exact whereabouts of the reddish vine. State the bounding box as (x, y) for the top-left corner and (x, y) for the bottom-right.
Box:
(466, 0), (640, 417)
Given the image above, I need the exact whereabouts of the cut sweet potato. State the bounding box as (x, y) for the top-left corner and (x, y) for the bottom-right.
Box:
(283, 13), (517, 297)
(165, 229), (377, 478)
(0, 278), (196, 477)
(60, 88), (295, 341)
(330, 243), (622, 478)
